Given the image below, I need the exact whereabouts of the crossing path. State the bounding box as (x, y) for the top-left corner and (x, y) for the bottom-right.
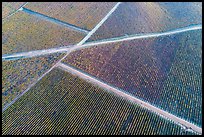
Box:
(2, 24), (202, 61)
(2, 2), (28, 21)
(2, 2), (122, 112)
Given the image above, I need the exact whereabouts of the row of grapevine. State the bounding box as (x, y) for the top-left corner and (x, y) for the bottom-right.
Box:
(2, 2), (26, 19)
(2, 2), (16, 19)
(87, 2), (202, 42)
(158, 30), (202, 126)
(63, 30), (202, 126)
(2, 68), (197, 135)
(2, 53), (65, 108)
(5, 2), (26, 9)
(24, 2), (116, 30)
(2, 11), (85, 55)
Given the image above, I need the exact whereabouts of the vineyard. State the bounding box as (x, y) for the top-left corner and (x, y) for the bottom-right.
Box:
(63, 30), (202, 127)
(2, 2), (26, 19)
(24, 2), (116, 30)
(4, 2), (26, 9)
(158, 30), (202, 126)
(2, 2), (202, 135)
(87, 2), (202, 42)
(2, 12), (85, 55)
(2, 68), (197, 135)
(2, 53), (65, 108)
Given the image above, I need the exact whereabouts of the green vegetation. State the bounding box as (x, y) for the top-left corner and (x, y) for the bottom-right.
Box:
(87, 2), (202, 42)
(63, 30), (202, 127)
(2, 53), (65, 108)
(25, 2), (116, 30)
(2, 12), (85, 55)
(2, 2), (26, 19)
(159, 30), (202, 126)
(2, 68), (197, 135)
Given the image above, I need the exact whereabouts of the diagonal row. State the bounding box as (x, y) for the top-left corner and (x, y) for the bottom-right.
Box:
(2, 2), (202, 134)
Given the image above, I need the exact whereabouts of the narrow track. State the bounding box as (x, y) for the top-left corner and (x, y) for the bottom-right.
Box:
(57, 62), (202, 135)
(2, 2), (202, 134)
(77, 2), (122, 45)
(2, 2), (28, 21)
(20, 7), (90, 34)
(2, 24), (202, 61)
(2, 2), (122, 112)
(2, 46), (70, 61)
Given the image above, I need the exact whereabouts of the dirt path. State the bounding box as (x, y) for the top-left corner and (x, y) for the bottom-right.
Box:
(57, 62), (202, 134)
(2, 24), (202, 61)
